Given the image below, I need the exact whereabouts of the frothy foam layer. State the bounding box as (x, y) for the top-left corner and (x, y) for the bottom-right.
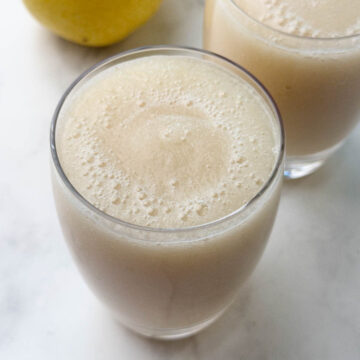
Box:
(235, 0), (360, 37)
(58, 56), (278, 227)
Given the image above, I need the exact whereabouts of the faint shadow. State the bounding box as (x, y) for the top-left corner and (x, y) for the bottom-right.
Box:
(284, 150), (340, 189)
(283, 137), (360, 203)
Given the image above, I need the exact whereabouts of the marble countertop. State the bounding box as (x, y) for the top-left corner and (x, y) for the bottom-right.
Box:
(1, 1), (359, 359)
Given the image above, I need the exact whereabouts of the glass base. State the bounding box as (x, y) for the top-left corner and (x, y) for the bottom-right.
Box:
(118, 309), (225, 340)
(284, 141), (344, 179)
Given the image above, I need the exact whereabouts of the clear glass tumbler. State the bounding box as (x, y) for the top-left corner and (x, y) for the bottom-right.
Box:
(204, 0), (360, 179)
(50, 46), (284, 339)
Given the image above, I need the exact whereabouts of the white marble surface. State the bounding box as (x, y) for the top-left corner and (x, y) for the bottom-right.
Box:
(1, 1), (360, 359)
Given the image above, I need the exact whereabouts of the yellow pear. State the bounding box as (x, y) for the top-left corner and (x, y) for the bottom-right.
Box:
(23, 0), (163, 47)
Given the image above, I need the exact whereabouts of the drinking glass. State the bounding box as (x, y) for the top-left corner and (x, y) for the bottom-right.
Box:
(204, 0), (360, 178)
(50, 46), (284, 339)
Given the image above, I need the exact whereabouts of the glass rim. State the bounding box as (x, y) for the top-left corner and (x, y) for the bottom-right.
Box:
(229, 0), (360, 42)
(50, 45), (285, 235)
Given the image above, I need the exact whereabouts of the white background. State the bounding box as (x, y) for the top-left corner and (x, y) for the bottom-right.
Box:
(1, 1), (359, 359)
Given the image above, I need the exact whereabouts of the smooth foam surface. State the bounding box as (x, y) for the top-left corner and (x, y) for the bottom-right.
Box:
(57, 56), (278, 227)
(234, 0), (360, 37)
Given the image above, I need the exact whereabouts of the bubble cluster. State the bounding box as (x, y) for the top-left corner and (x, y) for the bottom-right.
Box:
(236, 0), (360, 38)
(58, 56), (278, 228)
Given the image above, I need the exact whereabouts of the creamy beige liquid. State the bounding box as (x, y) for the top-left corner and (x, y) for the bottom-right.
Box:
(53, 55), (282, 335)
(58, 56), (277, 227)
(204, 0), (360, 157)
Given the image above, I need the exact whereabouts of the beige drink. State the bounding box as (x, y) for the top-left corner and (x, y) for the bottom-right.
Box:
(51, 47), (284, 339)
(204, 0), (360, 178)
